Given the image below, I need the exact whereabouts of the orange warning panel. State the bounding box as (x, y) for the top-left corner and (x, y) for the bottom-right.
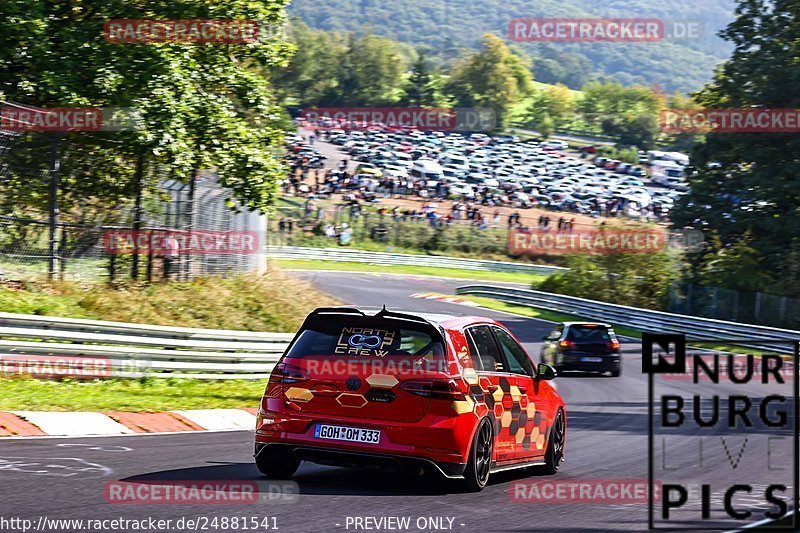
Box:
(105, 411), (204, 433)
(0, 412), (46, 436)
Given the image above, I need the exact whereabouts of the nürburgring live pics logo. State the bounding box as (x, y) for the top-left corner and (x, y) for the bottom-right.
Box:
(643, 333), (799, 530)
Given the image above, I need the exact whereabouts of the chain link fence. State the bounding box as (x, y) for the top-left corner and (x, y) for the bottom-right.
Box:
(0, 101), (267, 283)
(0, 176), (268, 282)
(668, 282), (800, 330)
(0, 216), (109, 281)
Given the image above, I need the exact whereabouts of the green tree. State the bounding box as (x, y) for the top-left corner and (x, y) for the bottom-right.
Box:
(540, 249), (682, 310)
(402, 53), (447, 106)
(532, 46), (593, 89)
(0, 1), (292, 216)
(671, 0), (800, 297)
(334, 33), (407, 105)
(271, 20), (347, 105)
(601, 113), (660, 150)
(538, 114), (555, 139)
(577, 80), (663, 148)
(663, 91), (702, 152)
(445, 33), (534, 130)
(698, 232), (772, 292)
(526, 83), (575, 136)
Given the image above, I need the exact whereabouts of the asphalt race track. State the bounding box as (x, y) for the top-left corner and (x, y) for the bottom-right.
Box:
(0, 271), (795, 532)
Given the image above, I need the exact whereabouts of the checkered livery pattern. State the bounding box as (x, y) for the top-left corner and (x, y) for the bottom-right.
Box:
(481, 376), (547, 451)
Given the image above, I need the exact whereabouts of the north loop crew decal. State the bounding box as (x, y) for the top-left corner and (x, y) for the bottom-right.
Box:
(335, 327), (396, 357)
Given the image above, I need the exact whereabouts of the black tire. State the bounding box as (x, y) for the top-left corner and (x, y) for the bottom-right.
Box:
(610, 363), (621, 377)
(539, 409), (565, 475)
(255, 447), (300, 479)
(461, 418), (493, 492)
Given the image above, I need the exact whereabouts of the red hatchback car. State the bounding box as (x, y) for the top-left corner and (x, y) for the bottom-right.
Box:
(254, 307), (566, 491)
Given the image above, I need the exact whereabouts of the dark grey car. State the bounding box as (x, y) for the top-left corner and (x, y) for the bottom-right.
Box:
(540, 322), (622, 377)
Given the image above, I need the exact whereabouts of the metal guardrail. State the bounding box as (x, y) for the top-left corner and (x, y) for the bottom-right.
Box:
(271, 246), (566, 275)
(455, 285), (800, 353)
(0, 313), (293, 380)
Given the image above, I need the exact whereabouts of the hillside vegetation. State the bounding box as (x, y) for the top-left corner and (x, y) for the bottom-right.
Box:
(288, 0), (735, 92)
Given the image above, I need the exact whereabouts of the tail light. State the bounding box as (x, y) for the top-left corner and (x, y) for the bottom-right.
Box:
(400, 378), (469, 400)
(559, 340), (574, 349)
(608, 339), (621, 351)
(268, 363), (307, 385)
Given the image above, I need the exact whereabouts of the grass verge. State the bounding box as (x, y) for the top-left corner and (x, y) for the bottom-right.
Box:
(464, 295), (643, 338)
(0, 378), (265, 412)
(276, 259), (549, 285)
(0, 268), (339, 411)
(0, 267), (338, 332)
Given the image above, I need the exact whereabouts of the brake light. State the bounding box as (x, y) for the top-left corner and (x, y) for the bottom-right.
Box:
(559, 340), (574, 349)
(268, 363), (307, 385)
(400, 378), (469, 400)
(608, 339), (621, 350)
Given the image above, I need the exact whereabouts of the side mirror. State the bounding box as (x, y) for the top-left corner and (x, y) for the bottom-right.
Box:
(537, 363), (557, 381)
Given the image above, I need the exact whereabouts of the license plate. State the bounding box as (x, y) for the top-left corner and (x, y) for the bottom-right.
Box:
(314, 424), (381, 444)
(581, 357), (603, 363)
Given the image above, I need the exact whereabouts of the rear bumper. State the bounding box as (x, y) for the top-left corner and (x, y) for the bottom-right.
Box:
(254, 409), (475, 477)
(557, 353), (620, 372)
(255, 442), (466, 478)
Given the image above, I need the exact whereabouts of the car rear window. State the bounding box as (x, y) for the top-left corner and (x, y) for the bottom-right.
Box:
(286, 317), (446, 360)
(566, 325), (614, 342)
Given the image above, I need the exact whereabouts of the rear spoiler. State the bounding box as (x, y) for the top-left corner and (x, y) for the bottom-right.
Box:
(283, 307), (446, 356)
(306, 306), (434, 328)
(307, 307), (367, 318)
